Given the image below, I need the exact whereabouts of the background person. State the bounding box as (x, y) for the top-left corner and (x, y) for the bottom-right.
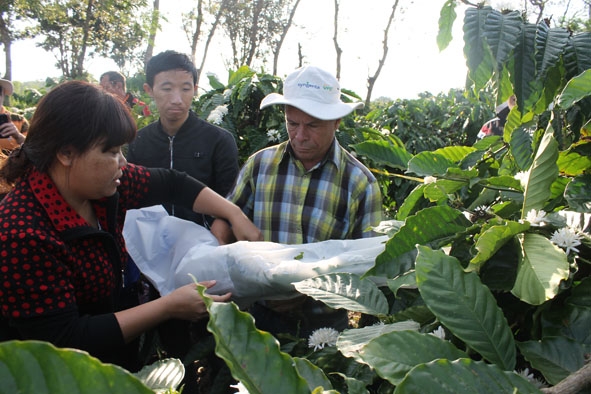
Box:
(211, 65), (384, 338)
(100, 70), (136, 108)
(0, 80), (262, 372)
(477, 95), (516, 139)
(0, 78), (28, 152)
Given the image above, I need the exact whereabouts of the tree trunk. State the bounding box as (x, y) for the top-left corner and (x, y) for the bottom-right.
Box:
(190, 0), (204, 65)
(272, 0), (301, 76)
(365, 0), (399, 108)
(333, 0), (342, 79)
(245, 0), (264, 67)
(144, 0), (160, 68)
(196, 0), (228, 86)
(0, 15), (11, 106)
(75, 0), (95, 78)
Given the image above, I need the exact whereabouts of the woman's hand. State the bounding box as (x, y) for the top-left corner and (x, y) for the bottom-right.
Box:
(226, 210), (263, 242)
(163, 280), (231, 321)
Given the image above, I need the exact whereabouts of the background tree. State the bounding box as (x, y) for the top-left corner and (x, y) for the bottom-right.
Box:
(20, 0), (151, 79)
(183, 0), (229, 86)
(0, 0), (17, 82)
(332, 0), (342, 79)
(270, 0), (300, 75)
(143, 0), (160, 68)
(220, 0), (300, 71)
(364, 0), (400, 108)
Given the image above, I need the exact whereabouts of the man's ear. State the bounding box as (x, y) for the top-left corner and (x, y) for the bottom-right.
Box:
(56, 147), (75, 167)
(143, 83), (153, 96)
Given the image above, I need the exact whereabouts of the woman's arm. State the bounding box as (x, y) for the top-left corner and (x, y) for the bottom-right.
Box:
(191, 187), (262, 241)
(115, 280), (231, 343)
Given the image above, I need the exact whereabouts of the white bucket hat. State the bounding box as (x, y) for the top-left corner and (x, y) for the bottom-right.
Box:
(0, 79), (14, 96)
(260, 66), (364, 120)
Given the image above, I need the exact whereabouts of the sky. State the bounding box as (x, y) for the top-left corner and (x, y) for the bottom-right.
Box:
(7, 1), (507, 100)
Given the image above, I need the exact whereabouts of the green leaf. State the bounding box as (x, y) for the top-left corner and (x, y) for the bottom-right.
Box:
(518, 336), (589, 385)
(483, 10), (521, 70)
(563, 32), (591, 80)
(542, 304), (591, 346)
(360, 330), (467, 385)
(463, 7), (495, 92)
(535, 23), (569, 82)
(432, 145), (476, 163)
(415, 246), (516, 370)
(510, 126), (534, 171)
(437, 0), (457, 51)
(564, 174), (591, 212)
(567, 277), (591, 308)
(510, 23), (539, 112)
(521, 128), (559, 218)
(423, 179), (466, 203)
(365, 206), (472, 279)
(407, 151), (456, 177)
(0, 340), (152, 394)
(394, 359), (542, 394)
(293, 358), (333, 391)
(511, 233), (569, 305)
(293, 273), (389, 316)
(387, 271), (417, 295)
(206, 72), (226, 90)
(133, 358), (184, 391)
(196, 282), (312, 394)
(558, 146), (591, 177)
(396, 184), (429, 220)
(469, 220), (530, 271)
(332, 373), (370, 394)
(337, 321), (420, 363)
(352, 140), (412, 171)
(558, 69), (591, 109)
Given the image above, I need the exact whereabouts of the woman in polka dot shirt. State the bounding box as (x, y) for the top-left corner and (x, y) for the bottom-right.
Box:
(0, 80), (262, 371)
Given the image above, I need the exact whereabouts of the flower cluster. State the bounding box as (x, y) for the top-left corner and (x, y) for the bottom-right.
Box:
(515, 368), (547, 388)
(308, 327), (339, 351)
(429, 326), (446, 340)
(523, 209), (547, 226)
(266, 128), (281, 142)
(207, 105), (229, 125)
(550, 227), (582, 255)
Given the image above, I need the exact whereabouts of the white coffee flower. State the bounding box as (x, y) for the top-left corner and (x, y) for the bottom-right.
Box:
(266, 128), (281, 142)
(550, 227), (582, 255)
(206, 105), (229, 125)
(523, 209), (547, 226)
(516, 368), (547, 388)
(223, 88), (232, 100)
(230, 381), (250, 393)
(429, 326), (446, 340)
(423, 176), (437, 184)
(308, 327), (339, 351)
(514, 171), (528, 188)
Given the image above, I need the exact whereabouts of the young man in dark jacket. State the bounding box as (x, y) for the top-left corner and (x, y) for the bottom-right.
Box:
(126, 50), (239, 228)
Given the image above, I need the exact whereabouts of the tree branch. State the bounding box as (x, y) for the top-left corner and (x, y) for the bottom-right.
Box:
(541, 362), (591, 394)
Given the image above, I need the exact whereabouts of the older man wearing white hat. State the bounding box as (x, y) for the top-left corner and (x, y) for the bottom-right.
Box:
(211, 65), (383, 337)
(0, 78), (28, 151)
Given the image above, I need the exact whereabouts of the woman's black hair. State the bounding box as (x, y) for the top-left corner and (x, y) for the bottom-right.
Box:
(0, 80), (136, 184)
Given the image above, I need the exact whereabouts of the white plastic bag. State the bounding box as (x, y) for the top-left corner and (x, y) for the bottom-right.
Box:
(123, 206), (388, 306)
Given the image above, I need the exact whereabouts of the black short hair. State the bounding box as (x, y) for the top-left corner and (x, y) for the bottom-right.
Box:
(145, 50), (198, 88)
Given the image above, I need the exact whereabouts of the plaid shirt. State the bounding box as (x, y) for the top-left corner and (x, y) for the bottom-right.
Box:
(228, 139), (383, 244)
